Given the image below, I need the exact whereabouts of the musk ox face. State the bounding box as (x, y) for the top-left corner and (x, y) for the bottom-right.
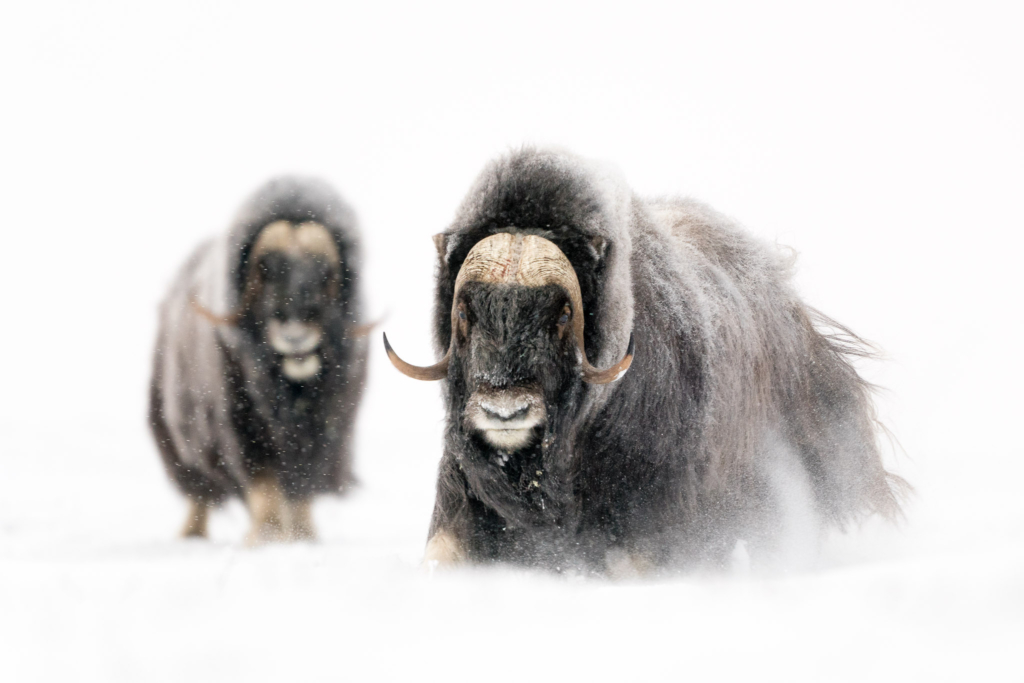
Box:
(384, 233), (635, 442)
(455, 282), (580, 450)
(244, 220), (342, 382)
(251, 251), (336, 381)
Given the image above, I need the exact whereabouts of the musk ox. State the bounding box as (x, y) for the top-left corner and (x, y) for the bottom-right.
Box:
(150, 177), (369, 543)
(385, 148), (905, 573)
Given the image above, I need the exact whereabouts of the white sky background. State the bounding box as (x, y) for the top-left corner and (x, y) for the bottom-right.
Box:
(0, 1), (1021, 680)
(1, 0), (1020, 456)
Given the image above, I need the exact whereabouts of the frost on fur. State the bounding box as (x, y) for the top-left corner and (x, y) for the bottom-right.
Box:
(149, 177), (369, 542)
(412, 147), (905, 573)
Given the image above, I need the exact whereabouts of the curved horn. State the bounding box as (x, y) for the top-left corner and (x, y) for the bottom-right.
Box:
(190, 290), (241, 326)
(193, 221), (343, 328)
(459, 233), (633, 385)
(581, 332), (634, 384)
(383, 332), (450, 381)
(385, 232), (634, 384)
(350, 314), (387, 339)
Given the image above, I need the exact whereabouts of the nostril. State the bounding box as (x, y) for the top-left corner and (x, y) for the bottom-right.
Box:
(268, 319), (322, 355)
(480, 401), (530, 422)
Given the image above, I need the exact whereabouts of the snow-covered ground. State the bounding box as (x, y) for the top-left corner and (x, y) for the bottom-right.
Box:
(1, 2), (1021, 681)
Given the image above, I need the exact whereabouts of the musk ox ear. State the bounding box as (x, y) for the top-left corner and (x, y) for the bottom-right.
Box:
(433, 233), (449, 262)
(590, 235), (608, 262)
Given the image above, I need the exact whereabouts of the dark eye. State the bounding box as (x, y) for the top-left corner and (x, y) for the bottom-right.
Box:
(558, 313), (569, 325)
(458, 310), (467, 320)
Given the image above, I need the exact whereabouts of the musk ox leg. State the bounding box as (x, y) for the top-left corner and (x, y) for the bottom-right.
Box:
(181, 499), (210, 538)
(423, 530), (467, 568)
(751, 436), (824, 571)
(150, 376), (230, 525)
(245, 473), (288, 545)
(423, 456), (473, 568)
(286, 498), (317, 541)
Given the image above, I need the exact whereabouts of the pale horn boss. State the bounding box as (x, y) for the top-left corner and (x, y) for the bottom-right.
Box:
(384, 232), (634, 388)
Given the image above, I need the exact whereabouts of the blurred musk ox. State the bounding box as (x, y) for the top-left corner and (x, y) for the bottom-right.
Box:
(150, 177), (369, 543)
(386, 148), (906, 573)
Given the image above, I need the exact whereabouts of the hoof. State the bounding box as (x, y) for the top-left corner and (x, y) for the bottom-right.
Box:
(180, 500), (209, 539)
(422, 531), (466, 571)
(287, 499), (317, 541)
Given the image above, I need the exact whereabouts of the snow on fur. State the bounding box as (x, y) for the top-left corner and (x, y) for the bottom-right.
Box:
(425, 148), (905, 571)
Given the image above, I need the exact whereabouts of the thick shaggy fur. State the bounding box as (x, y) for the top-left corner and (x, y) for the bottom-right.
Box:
(149, 177), (368, 530)
(427, 148), (904, 572)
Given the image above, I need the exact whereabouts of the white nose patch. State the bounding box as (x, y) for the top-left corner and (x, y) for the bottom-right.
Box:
(267, 319), (324, 382)
(267, 320), (322, 356)
(465, 388), (546, 451)
(479, 396), (531, 420)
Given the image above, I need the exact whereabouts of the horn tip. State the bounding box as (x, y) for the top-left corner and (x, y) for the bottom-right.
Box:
(610, 334), (635, 384)
(582, 331), (634, 385)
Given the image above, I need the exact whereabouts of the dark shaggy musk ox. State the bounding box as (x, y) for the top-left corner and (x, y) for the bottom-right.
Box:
(385, 148), (906, 574)
(150, 177), (369, 543)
